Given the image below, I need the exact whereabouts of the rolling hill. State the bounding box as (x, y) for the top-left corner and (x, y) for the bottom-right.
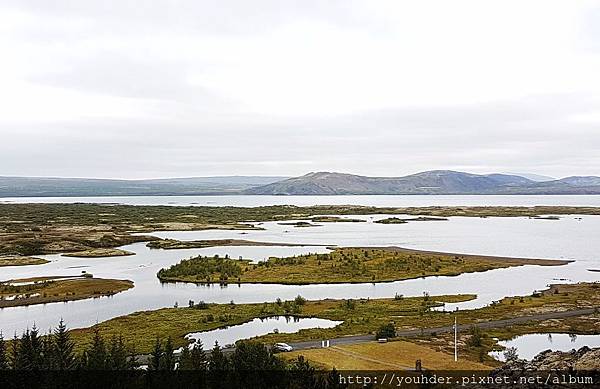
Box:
(244, 171), (600, 195)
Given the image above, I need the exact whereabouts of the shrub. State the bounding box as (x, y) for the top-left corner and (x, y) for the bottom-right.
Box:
(376, 322), (396, 339)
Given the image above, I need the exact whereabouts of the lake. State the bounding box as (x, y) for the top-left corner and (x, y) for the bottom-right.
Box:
(184, 316), (342, 350)
(490, 333), (600, 361)
(2, 211), (600, 335)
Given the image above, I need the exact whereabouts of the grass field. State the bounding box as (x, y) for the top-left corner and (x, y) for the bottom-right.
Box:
(157, 247), (568, 284)
(69, 293), (472, 353)
(61, 282), (600, 356)
(283, 340), (490, 370)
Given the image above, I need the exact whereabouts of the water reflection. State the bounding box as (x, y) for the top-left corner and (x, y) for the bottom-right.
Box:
(184, 316), (342, 349)
(490, 333), (600, 361)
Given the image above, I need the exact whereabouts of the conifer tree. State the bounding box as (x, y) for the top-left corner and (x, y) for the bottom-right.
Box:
(53, 319), (75, 370)
(0, 332), (7, 370)
(190, 341), (207, 370)
(149, 337), (163, 370)
(208, 341), (229, 371)
(107, 336), (128, 370)
(178, 345), (192, 370)
(162, 337), (175, 370)
(85, 328), (107, 369)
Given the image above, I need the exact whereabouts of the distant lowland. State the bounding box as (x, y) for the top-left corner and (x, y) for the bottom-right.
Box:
(2, 171), (600, 197)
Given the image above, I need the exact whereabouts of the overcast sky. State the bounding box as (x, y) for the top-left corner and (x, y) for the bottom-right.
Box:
(1, 1), (599, 179)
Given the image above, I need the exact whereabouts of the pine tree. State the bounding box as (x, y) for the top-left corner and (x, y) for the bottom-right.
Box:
(178, 345), (192, 370)
(208, 342), (230, 388)
(127, 344), (139, 370)
(190, 341), (207, 370)
(41, 333), (55, 370)
(53, 319), (75, 370)
(19, 327), (43, 370)
(208, 341), (229, 371)
(162, 337), (175, 370)
(149, 337), (163, 370)
(10, 334), (21, 370)
(107, 336), (129, 370)
(0, 332), (7, 370)
(85, 328), (107, 369)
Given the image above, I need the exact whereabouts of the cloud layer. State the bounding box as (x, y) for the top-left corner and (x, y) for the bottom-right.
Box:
(1, 0), (599, 178)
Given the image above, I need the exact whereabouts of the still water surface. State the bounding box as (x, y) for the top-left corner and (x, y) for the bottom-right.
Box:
(490, 333), (600, 361)
(1, 213), (599, 335)
(184, 316), (342, 350)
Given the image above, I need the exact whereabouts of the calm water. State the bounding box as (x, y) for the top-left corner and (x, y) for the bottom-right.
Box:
(3, 194), (600, 207)
(1, 213), (600, 335)
(490, 333), (600, 361)
(185, 316), (342, 350)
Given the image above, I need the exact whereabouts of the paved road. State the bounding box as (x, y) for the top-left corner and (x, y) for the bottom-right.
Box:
(287, 306), (599, 351)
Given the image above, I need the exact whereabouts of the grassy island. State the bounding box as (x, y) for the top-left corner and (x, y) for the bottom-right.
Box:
(62, 248), (135, 257)
(375, 216), (448, 224)
(157, 247), (568, 285)
(147, 238), (323, 250)
(0, 275), (133, 307)
(0, 255), (49, 266)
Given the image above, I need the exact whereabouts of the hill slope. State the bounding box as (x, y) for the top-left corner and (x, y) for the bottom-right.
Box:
(245, 171), (600, 195)
(0, 176), (288, 197)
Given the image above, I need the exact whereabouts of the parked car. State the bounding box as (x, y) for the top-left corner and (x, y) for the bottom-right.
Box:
(273, 342), (293, 352)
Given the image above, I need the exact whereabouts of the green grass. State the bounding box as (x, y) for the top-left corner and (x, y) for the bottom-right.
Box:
(0, 276), (133, 307)
(157, 247), (568, 284)
(65, 282), (600, 355)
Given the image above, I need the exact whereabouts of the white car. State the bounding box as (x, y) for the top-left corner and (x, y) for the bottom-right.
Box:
(273, 342), (293, 352)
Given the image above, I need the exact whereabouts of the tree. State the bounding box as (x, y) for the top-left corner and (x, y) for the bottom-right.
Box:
(178, 345), (192, 370)
(208, 341), (229, 371)
(149, 338), (163, 370)
(84, 328), (107, 369)
(19, 326), (43, 370)
(190, 341), (207, 370)
(52, 319), (75, 370)
(208, 342), (230, 388)
(10, 334), (21, 370)
(0, 332), (7, 370)
(161, 337), (175, 370)
(467, 326), (483, 347)
(107, 336), (129, 370)
(376, 322), (396, 339)
(230, 341), (284, 371)
(288, 356), (319, 389)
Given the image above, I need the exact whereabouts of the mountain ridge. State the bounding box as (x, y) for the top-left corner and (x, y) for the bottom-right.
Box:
(244, 171), (600, 195)
(1, 171), (599, 197)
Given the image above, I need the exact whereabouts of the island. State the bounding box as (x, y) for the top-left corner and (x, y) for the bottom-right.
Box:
(0, 275), (133, 307)
(156, 247), (569, 285)
(0, 255), (49, 266)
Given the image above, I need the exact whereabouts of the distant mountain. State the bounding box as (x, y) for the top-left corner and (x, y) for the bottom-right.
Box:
(555, 176), (600, 187)
(505, 173), (555, 182)
(0, 176), (289, 197)
(3, 171), (600, 197)
(245, 171), (600, 195)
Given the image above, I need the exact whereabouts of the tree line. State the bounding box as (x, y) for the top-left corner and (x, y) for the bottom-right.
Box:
(0, 320), (347, 388)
